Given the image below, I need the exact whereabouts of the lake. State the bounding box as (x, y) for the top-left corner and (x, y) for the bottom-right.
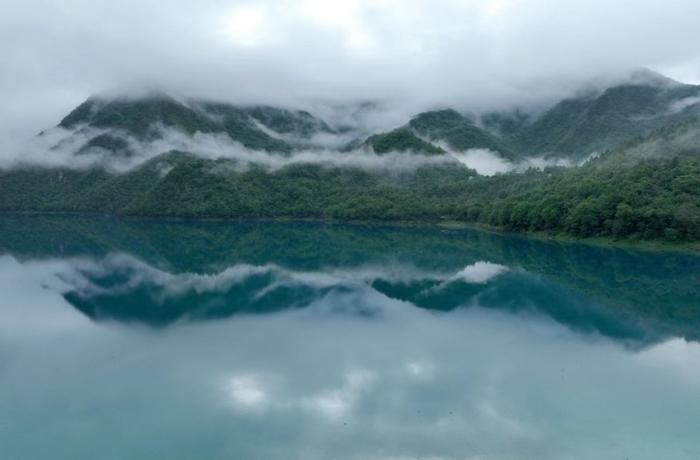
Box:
(1, 216), (699, 460)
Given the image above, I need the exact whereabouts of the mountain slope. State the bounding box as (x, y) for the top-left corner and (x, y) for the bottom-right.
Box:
(59, 93), (218, 138)
(511, 75), (700, 160)
(242, 105), (335, 139)
(48, 71), (700, 167)
(43, 70), (700, 167)
(408, 109), (516, 159)
(588, 118), (700, 169)
(56, 93), (343, 158)
(364, 128), (446, 155)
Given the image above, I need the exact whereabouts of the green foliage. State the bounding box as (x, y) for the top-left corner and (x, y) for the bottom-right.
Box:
(409, 109), (516, 159)
(242, 106), (334, 138)
(59, 99), (98, 128)
(2, 149), (698, 243)
(364, 128), (445, 155)
(57, 75), (700, 164)
(9, 77), (700, 244)
(482, 156), (700, 241)
(512, 82), (700, 160)
(480, 110), (531, 140)
(77, 134), (131, 156)
(58, 95), (334, 153)
(61, 94), (220, 139)
(3, 149), (698, 243)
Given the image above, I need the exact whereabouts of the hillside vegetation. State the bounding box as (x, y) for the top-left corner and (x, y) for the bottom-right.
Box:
(2, 70), (700, 244)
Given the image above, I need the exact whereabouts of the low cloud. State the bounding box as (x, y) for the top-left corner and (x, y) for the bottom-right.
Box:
(620, 123), (700, 160)
(2, 0), (700, 160)
(668, 96), (700, 114)
(1, 125), (465, 174)
(54, 253), (509, 306)
(4, 123), (585, 176)
(450, 148), (576, 176)
(444, 262), (509, 285)
(450, 149), (514, 176)
(226, 374), (271, 411)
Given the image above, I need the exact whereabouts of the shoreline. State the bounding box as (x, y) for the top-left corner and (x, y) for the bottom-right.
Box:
(1, 210), (698, 254)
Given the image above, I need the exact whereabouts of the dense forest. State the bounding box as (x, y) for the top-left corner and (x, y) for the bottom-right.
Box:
(2, 151), (699, 243)
(478, 155), (700, 240)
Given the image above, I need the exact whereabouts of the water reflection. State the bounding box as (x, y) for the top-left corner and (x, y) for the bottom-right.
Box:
(1, 217), (700, 459)
(1, 216), (698, 343)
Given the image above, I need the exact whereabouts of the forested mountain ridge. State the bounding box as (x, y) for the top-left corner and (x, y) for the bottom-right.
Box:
(2, 70), (700, 244)
(31, 69), (700, 165)
(507, 77), (700, 160)
(57, 93), (336, 154)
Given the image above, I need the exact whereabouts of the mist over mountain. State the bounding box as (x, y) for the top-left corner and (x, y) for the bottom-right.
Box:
(3, 0), (700, 154)
(4, 69), (699, 175)
(1, 68), (699, 244)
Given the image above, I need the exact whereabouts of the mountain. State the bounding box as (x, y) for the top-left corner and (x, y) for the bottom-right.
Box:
(54, 93), (511, 159)
(41, 93), (519, 167)
(364, 128), (446, 155)
(56, 93), (341, 158)
(59, 93), (218, 138)
(595, 118), (700, 167)
(243, 105), (335, 139)
(408, 109), (516, 159)
(363, 73), (700, 161)
(2, 70), (700, 244)
(500, 71), (700, 160)
(33, 69), (700, 167)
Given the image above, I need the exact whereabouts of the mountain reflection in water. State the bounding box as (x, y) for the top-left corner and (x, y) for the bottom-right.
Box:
(1, 215), (698, 344)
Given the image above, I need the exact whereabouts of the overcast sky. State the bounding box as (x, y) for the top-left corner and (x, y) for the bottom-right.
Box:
(2, 0), (700, 149)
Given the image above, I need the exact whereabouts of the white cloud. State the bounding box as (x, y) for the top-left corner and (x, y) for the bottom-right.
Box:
(637, 338), (700, 383)
(222, 4), (270, 47)
(4, 124), (470, 173)
(0, 256), (94, 337)
(3, 122), (582, 175)
(404, 360), (435, 380)
(444, 262), (509, 285)
(2, 0), (700, 157)
(450, 149), (513, 176)
(304, 368), (376, 420)
(226, 374), (270, 409)
(4, 251), (700, 460)
(669, 96), (700, 114)
(51, 254), (517, 305)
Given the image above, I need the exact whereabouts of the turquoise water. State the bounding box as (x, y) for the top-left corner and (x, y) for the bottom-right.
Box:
(1, 216), (699, 459)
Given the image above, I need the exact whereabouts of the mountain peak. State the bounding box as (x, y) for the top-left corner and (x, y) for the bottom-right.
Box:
(57, 92), (206, 139)
(626, 68), (683, 88)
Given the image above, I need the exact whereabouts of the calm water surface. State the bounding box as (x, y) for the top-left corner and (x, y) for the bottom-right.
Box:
(1, 216), (699, 460)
